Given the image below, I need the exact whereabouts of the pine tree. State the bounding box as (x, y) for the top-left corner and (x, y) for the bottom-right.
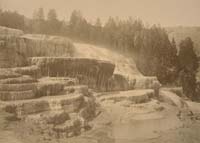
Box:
(46, 9), (61, 35)
(93, 18), (102, 42)
(47, 9), (57, 21)
(34, 8), (45, 20)
(179, 37), (198, 72)
(69, 10), (83, 38)
(32, 8), (45, 33)
(178, 37), (198, 100)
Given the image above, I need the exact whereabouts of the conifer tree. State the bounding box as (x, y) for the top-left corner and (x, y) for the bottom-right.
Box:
(178, 37), (198, 100)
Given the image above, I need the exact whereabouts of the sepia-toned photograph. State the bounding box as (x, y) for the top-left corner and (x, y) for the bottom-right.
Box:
(0, 0), (200, 143)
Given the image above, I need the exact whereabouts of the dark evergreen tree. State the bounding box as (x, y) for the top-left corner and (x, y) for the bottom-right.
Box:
(0, 10), (25, 30)
(178, 37), (198, 100)
(46, 9), (61, 35)
(135, 27), (178, 84)
(93, 18), (102, 42)
(69, 10), (83, 38)
(32, 8), (46, 33)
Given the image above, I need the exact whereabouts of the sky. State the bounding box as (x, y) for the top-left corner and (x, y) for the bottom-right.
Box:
(1, 0), (200, 27)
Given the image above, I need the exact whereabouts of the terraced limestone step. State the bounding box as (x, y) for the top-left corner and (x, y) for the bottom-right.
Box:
(0, 68), (21, 79)
(35, 80), (65, 98)
(11, 65), (41, 78)
(38, 77), (79, 86)
(0, 73), (38, 101)
(0, 90), (35, 101)
(0, 83), (36, 91)
(3, 94), (85, 117)
(99, 89), (155, 104)
(35, 77), (86, 98)
(0, 76), (87, 101)
(0, 75), (37, 84)
(0, 82), (65, 101)
(28, 57), (115, 91)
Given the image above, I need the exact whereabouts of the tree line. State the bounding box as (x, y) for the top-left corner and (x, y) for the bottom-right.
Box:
(0, 8), (199, 100)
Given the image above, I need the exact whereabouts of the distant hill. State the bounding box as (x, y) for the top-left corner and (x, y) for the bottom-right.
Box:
(165, 26), (200, 55)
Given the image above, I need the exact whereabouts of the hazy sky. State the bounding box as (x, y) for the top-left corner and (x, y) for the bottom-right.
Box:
(1, 0), (200, 26)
